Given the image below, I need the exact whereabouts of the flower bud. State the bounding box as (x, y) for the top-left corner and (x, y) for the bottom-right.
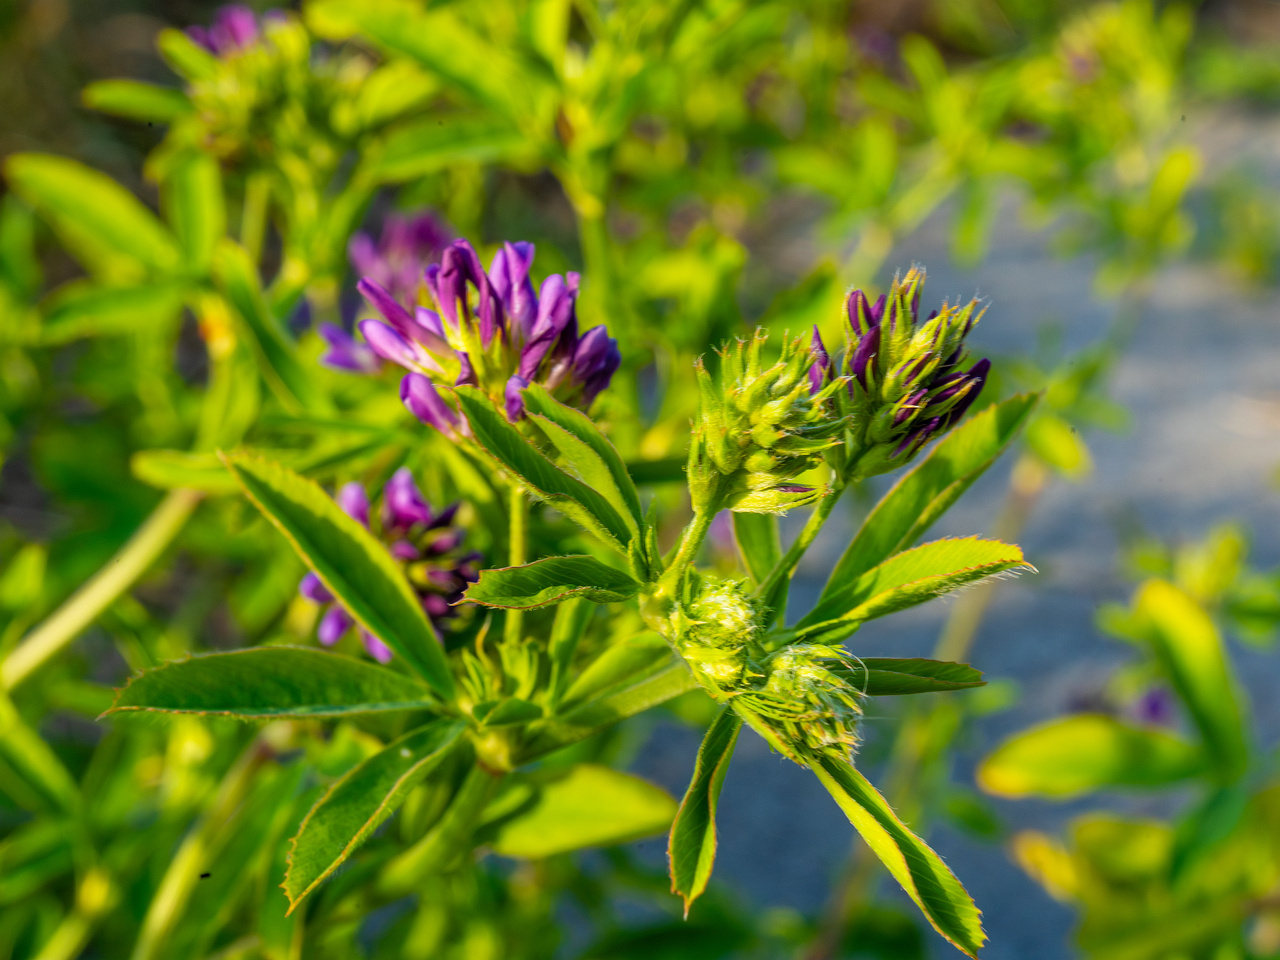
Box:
(687, 330), (846, 514)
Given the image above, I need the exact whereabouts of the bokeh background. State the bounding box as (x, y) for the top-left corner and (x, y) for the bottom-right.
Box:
(6, 1), (1280, 958)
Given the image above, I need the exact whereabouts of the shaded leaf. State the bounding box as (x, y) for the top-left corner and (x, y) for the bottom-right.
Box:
(105, 647), (436, 719)
(463, 555), (641, 610)
(284, 720), (463, 911)
(848, 658), (986, 696)
(487, 764), (676, 858)
(978, 713), (1204, 798)
(558, 632), (673, 711)
(811, 754), (985, 957)
(223, 455), (454, 698)
(453, 386), (633, 548)
(41, 281), (188, 344)
(669, 709), (741, 913)
(823, 395), (1036, 594)
(733, 513), (780, 586)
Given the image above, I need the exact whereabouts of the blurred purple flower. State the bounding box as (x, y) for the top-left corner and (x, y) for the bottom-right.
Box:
(188, 5), (262, 57)
(298, 471), (479, 660)
(318, 323), (379, 374)
(1134, 686), (1176, 727)
(349, 212), (450, 306)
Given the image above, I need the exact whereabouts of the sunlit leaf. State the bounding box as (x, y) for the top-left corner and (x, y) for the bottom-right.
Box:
(669, 709), (741, 914)
(978, 713), (1204, 798)
(82, 80), (191, 123)
(487, 764), (676, 858)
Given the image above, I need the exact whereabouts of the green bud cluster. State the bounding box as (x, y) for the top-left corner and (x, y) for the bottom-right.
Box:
(687, 331), (846, 514)
(663, 579), (864, 759)
(736, 644), (864, 759)
(667, 578), (762, 695)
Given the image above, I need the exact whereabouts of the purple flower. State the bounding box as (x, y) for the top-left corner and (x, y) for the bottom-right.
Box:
(1134, 686), (1176, 727)
(401, 372), (461, 438)
(808, 327), (831, 395)
(298, 472), (480, 660)
(349, 236), (618, 426)
(349, 212), (450, 306)
(318, 323), (380, 374)
(187, 5), (262, 57)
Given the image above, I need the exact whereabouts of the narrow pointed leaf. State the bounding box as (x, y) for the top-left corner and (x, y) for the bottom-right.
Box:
(823, 395), (1036, 596)
(463, 555), (640, 610)
(223, 455), (454, 699)
(453, 386), (633, 548)
(978, 713), (1205, 798)
(523, 382), (643, 528)
(359, 115), (525, 183)
(41, 281), (187, 343)
(669, 709), (742, 913)
(164, 151), (224, 273)
(800, 538), (1031, 641)
(811, 754), (985, 957)
(487, 764), (676, 859)
(848, 658), (986, 696)
(284, 720), (463, 911)
(104, 647), (437, 719)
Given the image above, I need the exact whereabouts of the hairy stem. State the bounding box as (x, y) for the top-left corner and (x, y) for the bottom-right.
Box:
(2, 489), (203, 691)
(758, 480), (847, 607)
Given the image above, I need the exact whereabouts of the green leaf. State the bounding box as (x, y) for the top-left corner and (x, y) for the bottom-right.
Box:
(453, 386), (633, 549)
(558, 632), (673, 711)
(104, 647), (437, 719)
(164, 152), (224, 273)
(5, 153), (180, 279)
(284, 720), (463, 911)
(799, 538), (1031, 641)
(822, 395), (1037, 596)
(474, 697), (542, 727)
(1136, 579), (1250, 783)
(487, 764), (677, 859)
(82, 80), (191, 123)
(733, 513), (781, 586)
(978, 713), (1205, 798)
(223, 455), (454, 699)
(359, 115), (525, 183)
(669, 709), (741, 914)
(463, 555), (641, 610)
(306, 0), (543, 120)
(523, 382), (643, 531)
(131, 450), (240, 494)
(625, 457), (686, 485)
(1025, 413), (1091, 479)
(811, 754), (985, 958)
(156, 27), (220, 81)
(0, 693), (79, 817)
(548, 597), (592, 708)
(41, 281), (187, 344)
(850, 658), (986, 696)
(213, 241), (329, 415)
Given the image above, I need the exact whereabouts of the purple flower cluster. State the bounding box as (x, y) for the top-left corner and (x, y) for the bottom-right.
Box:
(298, 469), (479, 662)
(808, 267), (990, 472)
(352, 238), (620, 428)
(187, 5), (267, 57)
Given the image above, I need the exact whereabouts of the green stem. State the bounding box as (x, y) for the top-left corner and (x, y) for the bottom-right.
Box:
(758, 481), (846, 604)
(664, 508), (716, 584)
(2, 489), (203, 691)
(240, 171), (270, 265)
(504, 483), (528, 646)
